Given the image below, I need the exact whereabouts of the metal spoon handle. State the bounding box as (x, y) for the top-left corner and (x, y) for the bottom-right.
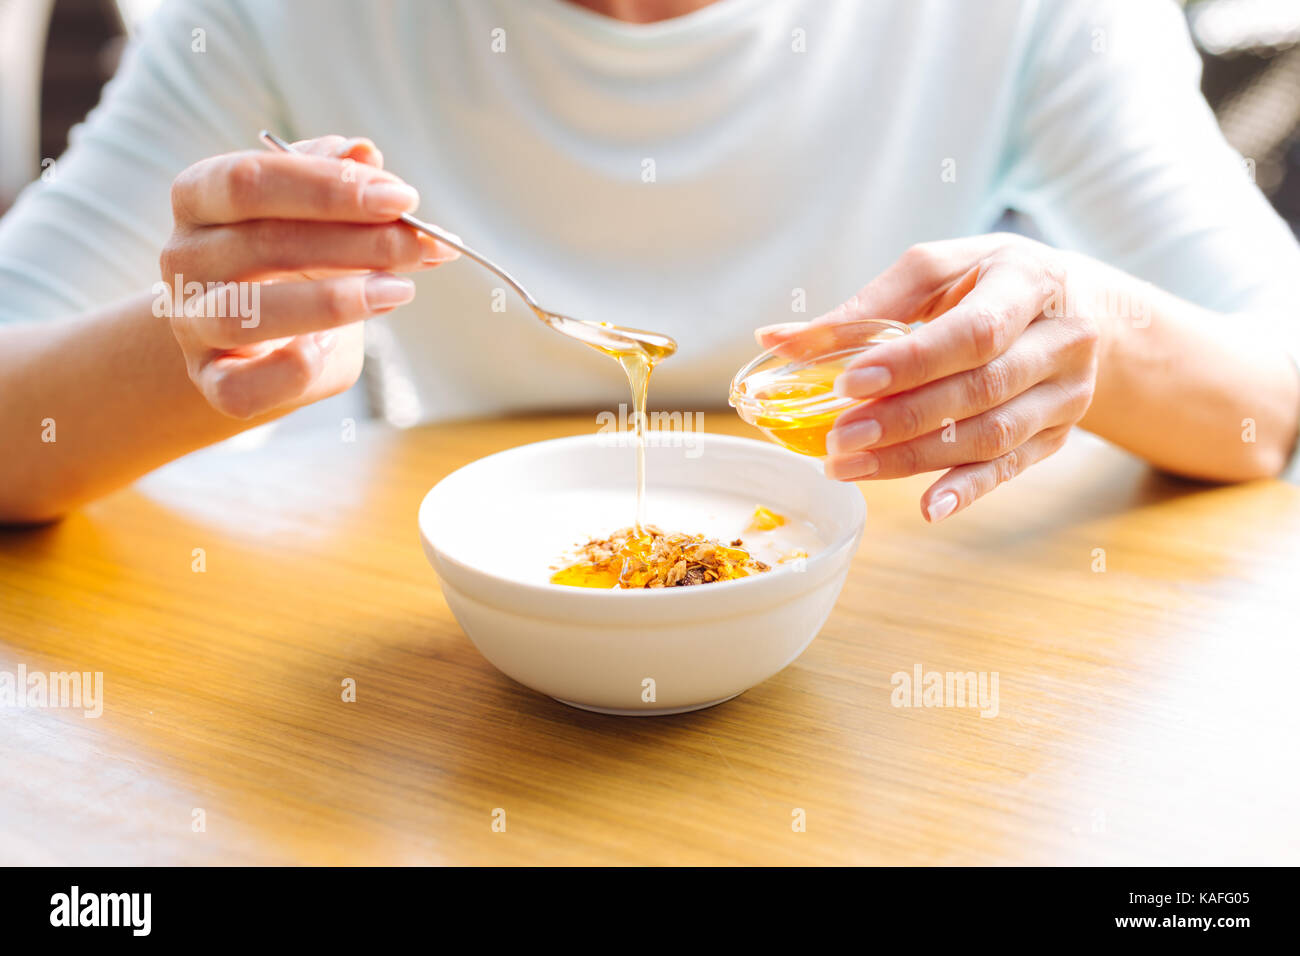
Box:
(257, 130), (544, 315)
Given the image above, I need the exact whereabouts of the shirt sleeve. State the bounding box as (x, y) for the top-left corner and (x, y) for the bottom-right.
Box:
(998, 0), (1300, 477)
(0, 0), (282, 324)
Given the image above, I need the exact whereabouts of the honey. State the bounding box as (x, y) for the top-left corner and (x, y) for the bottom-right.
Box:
(729, 318), (911, 458)
(551, 527), (768, 589)
(739, 361), (855, 457)
(747, 505), (788, 532)
(549, 559), (622, 590)
(586, 329), (676, 534)
(549, 320), (773, 589)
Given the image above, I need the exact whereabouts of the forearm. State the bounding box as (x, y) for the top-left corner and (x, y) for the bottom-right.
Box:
(0, 294), (279, 523)
(1080, 261), (1300, 482)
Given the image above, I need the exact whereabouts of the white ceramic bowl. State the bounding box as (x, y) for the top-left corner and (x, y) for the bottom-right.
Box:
(418, 433), (865, 715)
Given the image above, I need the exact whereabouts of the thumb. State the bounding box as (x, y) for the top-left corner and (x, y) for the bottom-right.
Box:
(751, 238), (998, 357)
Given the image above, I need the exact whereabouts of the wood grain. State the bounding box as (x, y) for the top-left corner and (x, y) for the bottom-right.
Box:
(2, 411), (1298, 865)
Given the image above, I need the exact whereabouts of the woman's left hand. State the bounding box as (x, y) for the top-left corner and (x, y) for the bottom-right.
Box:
(757, 234), (1106, 523)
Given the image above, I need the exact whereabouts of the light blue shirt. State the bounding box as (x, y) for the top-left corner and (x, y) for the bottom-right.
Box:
(1, 0), (1298, 468)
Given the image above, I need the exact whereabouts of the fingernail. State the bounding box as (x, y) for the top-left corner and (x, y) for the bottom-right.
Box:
(365, 273), (416, 310)
(419, 234), (460, 264)
(823, 451), (879, 481)
(755, 322), (806, 338)
(315, 330), (338, 353)
(363, 181), (419, 216)
(834, 366), (891, 398)
(337, 137), (379, 161)
(826, 418), (881, 454)
(926, 492), (958, 523)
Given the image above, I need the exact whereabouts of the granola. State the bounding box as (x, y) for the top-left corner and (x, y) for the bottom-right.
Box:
(551, 526), (771, 589)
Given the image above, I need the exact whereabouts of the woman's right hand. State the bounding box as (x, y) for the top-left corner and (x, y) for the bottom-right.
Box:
(160, 135), (458, 419)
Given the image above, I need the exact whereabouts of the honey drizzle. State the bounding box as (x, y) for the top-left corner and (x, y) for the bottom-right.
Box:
(549, 321), (766, 589)
(585, 323), (675, 538)
(618, 350), (653, 535)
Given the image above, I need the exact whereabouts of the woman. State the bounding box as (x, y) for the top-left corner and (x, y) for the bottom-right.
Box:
(1, 0), (1297, 523)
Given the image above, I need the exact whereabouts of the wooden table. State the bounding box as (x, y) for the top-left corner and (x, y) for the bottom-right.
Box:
(2, 412), (1298, 865)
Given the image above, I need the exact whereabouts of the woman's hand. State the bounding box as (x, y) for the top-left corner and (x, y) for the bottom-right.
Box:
(757, 234), (1105, 522)
(161, 135), (458, 419)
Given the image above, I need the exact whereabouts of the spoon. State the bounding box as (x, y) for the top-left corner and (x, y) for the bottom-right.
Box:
(258, 130), (676, 360)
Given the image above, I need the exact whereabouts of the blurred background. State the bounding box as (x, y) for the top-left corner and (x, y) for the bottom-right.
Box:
(1, 0), (1299, 233)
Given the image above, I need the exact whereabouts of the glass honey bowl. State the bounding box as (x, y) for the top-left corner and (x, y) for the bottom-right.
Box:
(728, 318), (911, 457)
